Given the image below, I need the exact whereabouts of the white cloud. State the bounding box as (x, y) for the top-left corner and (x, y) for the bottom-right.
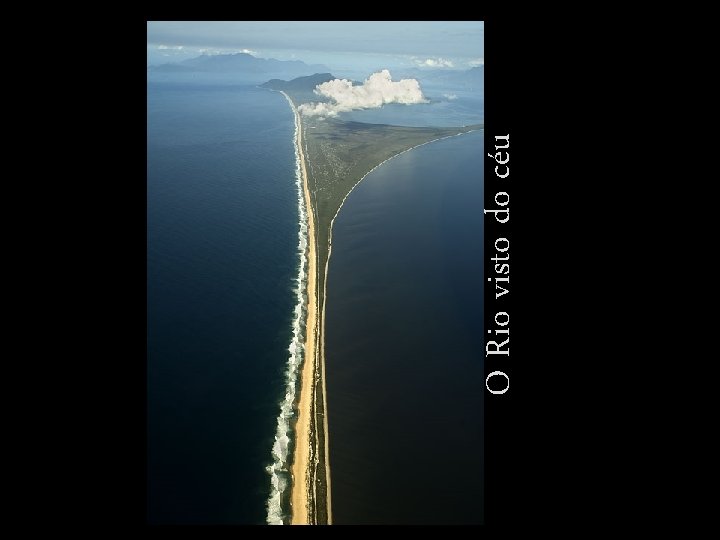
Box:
(443, 93), (458, 101)
(468, 58), (484, 67)
(414, 57), (454, 68)
(158, 44), (184, 50)
(298, 70), (428, 117)
(197, 47), (257, 56)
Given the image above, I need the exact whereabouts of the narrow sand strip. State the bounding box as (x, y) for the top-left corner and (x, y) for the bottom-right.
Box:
(284, 89), (478, 524)
(285, 93), (316, 525)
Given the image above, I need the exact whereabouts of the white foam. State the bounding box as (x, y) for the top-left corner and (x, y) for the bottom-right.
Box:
(263, 96), (479, 524)
(265, 92), (309, 526)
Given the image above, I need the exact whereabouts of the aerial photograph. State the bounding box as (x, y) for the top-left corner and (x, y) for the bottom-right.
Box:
(147, 21), (484, 525)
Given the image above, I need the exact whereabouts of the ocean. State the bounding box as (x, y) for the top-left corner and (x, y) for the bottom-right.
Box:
(147, 81), (298, 524)
(147, 76), (483, 524)
(325, 131), (484, 524)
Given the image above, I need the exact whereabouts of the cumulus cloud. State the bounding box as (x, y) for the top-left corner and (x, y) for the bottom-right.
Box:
(158, 44), (184, 50)
(299, 70), (428, 117)
(443, 93), (458, 101)
(414, 57), (454, 68)
(239, 48), (257, 55)
(468, 57), (484, 67)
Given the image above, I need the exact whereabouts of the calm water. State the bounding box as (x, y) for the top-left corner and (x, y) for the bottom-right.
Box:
(325, 131), (484, 524)
(147, 82), (298, 524)
(341, 84), (483, 127)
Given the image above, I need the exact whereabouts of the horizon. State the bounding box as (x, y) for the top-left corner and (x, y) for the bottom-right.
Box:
(147, 21), (484, 75)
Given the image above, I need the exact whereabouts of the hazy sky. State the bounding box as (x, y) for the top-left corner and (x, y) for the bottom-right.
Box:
(147, 21), (484, 73)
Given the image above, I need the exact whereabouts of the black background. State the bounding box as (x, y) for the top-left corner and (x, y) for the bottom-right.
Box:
(484, 12), (571, 527)
(64, 12), (579, 529)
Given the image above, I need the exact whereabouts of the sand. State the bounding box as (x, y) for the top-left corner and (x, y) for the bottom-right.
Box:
(320, 244), (333, 524)
(288, 95), (317, 525)
(282, 92), (474, 525)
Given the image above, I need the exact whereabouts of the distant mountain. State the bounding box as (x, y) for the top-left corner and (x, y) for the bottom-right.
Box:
(261, 73), (337, 105)
(261, 73), (336, 91)
(150, 64), (198, 73)
(149, 53), (329, 78)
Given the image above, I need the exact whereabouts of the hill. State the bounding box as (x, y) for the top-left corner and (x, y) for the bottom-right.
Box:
(261, 73), (337, 105)
(149, 53), (329, 79)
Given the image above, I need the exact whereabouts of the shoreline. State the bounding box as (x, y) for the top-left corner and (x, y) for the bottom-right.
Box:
(283, 92), (325, 525)
(279, 89), (480, 524)
(317, 129), (479, 522)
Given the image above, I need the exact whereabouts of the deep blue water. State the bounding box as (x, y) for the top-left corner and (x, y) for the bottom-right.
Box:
(147, 82), (298, 524)
(325, 131), (484, 524)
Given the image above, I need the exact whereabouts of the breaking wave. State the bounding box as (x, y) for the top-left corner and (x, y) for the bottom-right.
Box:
(266, 93), (308, 525)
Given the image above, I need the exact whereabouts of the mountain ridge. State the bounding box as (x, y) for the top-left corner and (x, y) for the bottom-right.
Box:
(149, 53), (329, 77)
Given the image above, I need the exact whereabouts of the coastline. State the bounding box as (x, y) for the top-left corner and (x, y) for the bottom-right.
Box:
(320, 128), (485, 524)
(283, 92), (323, 525)
(321, 129), (482, 314)
(316, 130), (479, 522)
(278, 88), (480, 524)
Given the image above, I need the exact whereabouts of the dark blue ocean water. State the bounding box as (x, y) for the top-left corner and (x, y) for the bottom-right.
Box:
(325, 131), (484, 524)
(147, 82), (298, 524)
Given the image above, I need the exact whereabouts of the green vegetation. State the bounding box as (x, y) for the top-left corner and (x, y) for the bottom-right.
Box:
(260, 73), (335, 107)
(265, 74), (481, 297)
(301, 117), (481, 291)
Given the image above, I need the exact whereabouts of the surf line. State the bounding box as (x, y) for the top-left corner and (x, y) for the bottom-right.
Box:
(265, 91), (310, 526)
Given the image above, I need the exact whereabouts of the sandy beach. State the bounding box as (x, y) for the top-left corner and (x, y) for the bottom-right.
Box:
(281, 91), (473, 525)
(286, 94), (318, 525)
